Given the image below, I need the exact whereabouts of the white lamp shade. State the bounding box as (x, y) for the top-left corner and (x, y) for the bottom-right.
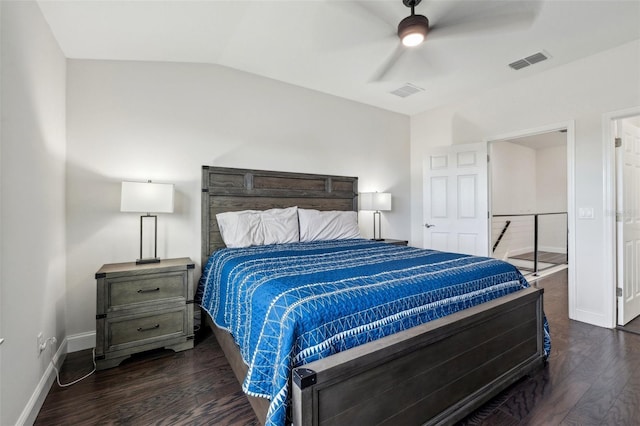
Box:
(360, 192), (392, 211)
(121, 181), (174, 213)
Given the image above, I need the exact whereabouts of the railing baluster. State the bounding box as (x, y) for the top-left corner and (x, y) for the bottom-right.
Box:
(533, 214), (539, 276)
(492, 220), (511, 253)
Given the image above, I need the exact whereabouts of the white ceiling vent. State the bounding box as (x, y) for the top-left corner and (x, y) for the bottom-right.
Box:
(390, 83), (425, 98)
(508, 51), (549, 70)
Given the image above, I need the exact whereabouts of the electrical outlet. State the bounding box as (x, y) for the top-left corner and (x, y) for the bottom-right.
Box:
(37, 332), (45, 356)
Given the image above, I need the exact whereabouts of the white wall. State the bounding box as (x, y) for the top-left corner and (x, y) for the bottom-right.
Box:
(491, 141), (536, 215)
(65, 59), (410, 340)
(536, 145), (568, 213)
(536, 145), (568, 252)
(1, 2), (67, 424)
(410, 39), (640, 328)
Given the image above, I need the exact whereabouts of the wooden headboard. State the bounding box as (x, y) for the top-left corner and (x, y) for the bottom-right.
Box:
(201, 166), (358, 266)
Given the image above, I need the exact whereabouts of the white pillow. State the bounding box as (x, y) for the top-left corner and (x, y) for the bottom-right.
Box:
(298, 209), (361, 242)
(261, 206), (299, 245)
(216, 210), (263, 248)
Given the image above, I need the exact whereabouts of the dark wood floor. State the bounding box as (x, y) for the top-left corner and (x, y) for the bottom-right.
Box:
(36, 270), (640, 425)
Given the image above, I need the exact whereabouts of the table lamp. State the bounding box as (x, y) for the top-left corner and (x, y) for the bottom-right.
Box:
(360, 192), (392, 241)
(121, 180), (174, 264)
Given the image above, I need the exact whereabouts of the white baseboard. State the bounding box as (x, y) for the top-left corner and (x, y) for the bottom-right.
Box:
(17, 337), (67, 426)
(66, 331), (96, 353)
(538, 246), (567, 254)
(507, 247), (534, 256)
(574, 306), (614, 329)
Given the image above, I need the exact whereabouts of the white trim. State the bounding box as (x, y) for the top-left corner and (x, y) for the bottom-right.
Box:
(566, 122), (576, 321)
(485, 120), (576, 321)
(16, 338), (67, 426)
(66, 331), (96, 353)
(603, 106), (640, 329)
(574, 308), (612, 329)
(484, 121), (571, 144)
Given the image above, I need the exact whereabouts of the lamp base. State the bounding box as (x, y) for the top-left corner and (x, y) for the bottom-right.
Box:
(136, 257), (161, 265)
(372, 238), (385, 241)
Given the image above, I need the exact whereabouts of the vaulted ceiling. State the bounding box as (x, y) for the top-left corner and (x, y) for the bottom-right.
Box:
(38, 0), (640, 115)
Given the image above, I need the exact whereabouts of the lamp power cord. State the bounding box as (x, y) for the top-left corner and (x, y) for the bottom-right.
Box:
(45, 337), (96, 387)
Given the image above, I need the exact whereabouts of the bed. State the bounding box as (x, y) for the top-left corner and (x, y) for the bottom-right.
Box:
(199, 165), (548, 426)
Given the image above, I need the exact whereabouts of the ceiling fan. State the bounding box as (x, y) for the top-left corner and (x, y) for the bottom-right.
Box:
(397, 0), (429, 47)
(369, 0), (542, 82)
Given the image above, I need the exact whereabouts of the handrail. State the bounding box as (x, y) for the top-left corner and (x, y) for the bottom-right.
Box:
(492, 220), (511, 253)
(492, 212), (568, 276)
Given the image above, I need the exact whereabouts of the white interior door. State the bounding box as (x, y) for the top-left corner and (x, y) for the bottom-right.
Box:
(617, 120), (640, 326)
(423, 143), (488, 256)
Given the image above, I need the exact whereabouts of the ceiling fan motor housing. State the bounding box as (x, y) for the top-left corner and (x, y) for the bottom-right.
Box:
(397, 14), (429, 44)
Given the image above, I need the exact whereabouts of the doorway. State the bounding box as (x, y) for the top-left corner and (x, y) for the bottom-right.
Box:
(488, 126), (573, 284)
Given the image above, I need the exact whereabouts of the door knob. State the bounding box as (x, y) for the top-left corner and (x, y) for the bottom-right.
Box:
(424, 223), (435, 228)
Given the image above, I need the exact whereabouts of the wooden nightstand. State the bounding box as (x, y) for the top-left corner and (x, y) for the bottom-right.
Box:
(377, 239), (409, 246)
(95, 257), (195, 370)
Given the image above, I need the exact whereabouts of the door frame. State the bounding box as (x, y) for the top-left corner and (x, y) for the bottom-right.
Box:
(485, 120), (576, 317)
(604, 106), (640, 328)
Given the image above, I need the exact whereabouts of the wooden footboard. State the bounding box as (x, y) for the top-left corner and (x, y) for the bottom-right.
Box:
(206, 287), (544, 426)
(291, 286), (545, 426)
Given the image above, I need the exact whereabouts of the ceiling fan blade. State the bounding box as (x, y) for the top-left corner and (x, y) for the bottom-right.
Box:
(370, 44), (407, 82)
(312, 0), (398, 51)
(428, 0), (542, 39)
(351, 0), (399, 30)
(370, 41), (445, 83)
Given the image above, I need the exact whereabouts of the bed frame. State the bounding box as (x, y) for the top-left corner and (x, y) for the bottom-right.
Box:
(201, 165), (546, 425)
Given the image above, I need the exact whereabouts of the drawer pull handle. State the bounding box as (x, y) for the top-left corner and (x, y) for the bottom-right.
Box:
(137, 287), (160, 294)
(137, 324), (160, 332)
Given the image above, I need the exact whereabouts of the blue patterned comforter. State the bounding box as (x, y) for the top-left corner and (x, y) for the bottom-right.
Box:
(197, 239), (550, 426)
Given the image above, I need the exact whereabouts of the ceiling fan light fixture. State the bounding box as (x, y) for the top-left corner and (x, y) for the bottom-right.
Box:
(402, 32), (425, 47)
(398, 14), (429, 47)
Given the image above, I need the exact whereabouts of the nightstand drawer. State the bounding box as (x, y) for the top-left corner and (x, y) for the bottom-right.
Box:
(107, 308), (186, 348)
(107, 271), (187, 311)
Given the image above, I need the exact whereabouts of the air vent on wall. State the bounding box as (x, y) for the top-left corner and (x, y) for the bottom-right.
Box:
(390, 83), (425, 98)
(508, 51), (549, 70)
